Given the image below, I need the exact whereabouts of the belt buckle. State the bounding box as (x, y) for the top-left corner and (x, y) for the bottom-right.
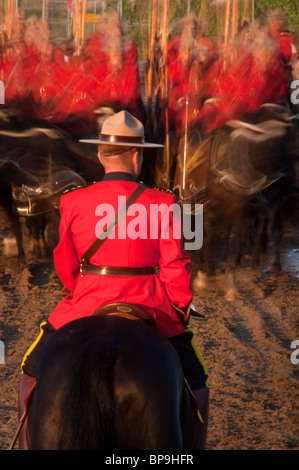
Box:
(80, 257), (88, 277)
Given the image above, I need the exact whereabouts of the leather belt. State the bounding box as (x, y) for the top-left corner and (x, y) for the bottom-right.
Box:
(80, 264), (160, 277)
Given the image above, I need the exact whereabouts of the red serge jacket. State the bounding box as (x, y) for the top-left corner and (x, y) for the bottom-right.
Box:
(48, 172), (192, 338)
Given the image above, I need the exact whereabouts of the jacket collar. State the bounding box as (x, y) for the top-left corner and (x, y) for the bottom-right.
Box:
(102, 172), (135, 182)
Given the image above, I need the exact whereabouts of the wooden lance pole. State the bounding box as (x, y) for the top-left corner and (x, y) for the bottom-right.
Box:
(232, 0), (239, 41)
(160, 0), (170, 186)
(147, 0), (157, 135)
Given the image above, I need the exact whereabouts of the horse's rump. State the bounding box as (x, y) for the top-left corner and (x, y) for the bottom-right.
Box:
(29, 315), (199, 450)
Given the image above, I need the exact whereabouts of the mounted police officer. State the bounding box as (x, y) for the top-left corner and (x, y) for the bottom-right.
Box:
(17, 110), (209, 450)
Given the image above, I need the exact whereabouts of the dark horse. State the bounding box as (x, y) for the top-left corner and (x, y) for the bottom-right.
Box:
(27, 313), (201, 450)
(170, 104), (297, 297)
(0, 109), (104, 261)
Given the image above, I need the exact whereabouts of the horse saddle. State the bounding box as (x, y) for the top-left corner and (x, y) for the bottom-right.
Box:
(93, 302), (156, 328)
(12, 168), (86, 216)
(213, 115), (291, 195)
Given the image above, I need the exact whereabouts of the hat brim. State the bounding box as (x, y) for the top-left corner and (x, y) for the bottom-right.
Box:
(79, 138), (164, 148)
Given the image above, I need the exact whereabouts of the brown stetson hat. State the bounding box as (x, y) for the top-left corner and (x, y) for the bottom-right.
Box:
(80, 110), (163, 148)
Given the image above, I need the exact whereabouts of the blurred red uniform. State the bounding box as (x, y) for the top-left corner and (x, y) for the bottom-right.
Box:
(31, 44), (72, 120)
(55, 28), (141, 122)
(52, 59), (101, 123)
(198, 34), (290, 133)
(1, 42), (39, 113)
(87, 33), (141, 119)
(168, 35), (221, 136)
(85, 31), (107, 64)
(267, 8), (293, 65)
(95, 59), (141, 117)
(165, 15), (220, 137)
(166, 33), (195, 134)
(86, 29), (138, 66)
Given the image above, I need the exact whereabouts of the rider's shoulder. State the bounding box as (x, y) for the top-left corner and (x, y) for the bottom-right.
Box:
(148, 185), (174, 195)
(154, 186), (173, 194)
(61, 181), (95, 197)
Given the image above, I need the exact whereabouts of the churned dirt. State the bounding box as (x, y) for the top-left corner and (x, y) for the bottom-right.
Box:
(0, 198), (298, 451)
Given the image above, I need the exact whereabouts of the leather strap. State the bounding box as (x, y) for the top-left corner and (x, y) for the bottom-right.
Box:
(80, 183), (147, 275)
(93, 302), (156, 327)
(82, 265), (159, 276)
(99, 133), (145, 144)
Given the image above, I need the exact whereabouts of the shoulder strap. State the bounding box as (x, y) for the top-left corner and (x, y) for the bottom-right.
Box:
(81, 183), (147, 264)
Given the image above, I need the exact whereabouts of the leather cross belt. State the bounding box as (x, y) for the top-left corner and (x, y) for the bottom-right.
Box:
(79, 184), (156, 278)
(81, 264), (160, 276)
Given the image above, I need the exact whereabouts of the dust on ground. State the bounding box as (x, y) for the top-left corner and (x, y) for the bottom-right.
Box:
(0, 203), (298, 451)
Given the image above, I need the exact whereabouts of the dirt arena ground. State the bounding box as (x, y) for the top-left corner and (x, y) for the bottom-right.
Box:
(0, 197), (298, 451)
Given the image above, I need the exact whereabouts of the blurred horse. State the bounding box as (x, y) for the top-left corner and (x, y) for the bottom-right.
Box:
(170, 104), (297, 297)
(0, 110), (103, 261)
(27, 312), (201, 450)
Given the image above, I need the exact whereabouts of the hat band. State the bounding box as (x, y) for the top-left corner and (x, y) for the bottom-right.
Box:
(99, 134), (145, 144)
